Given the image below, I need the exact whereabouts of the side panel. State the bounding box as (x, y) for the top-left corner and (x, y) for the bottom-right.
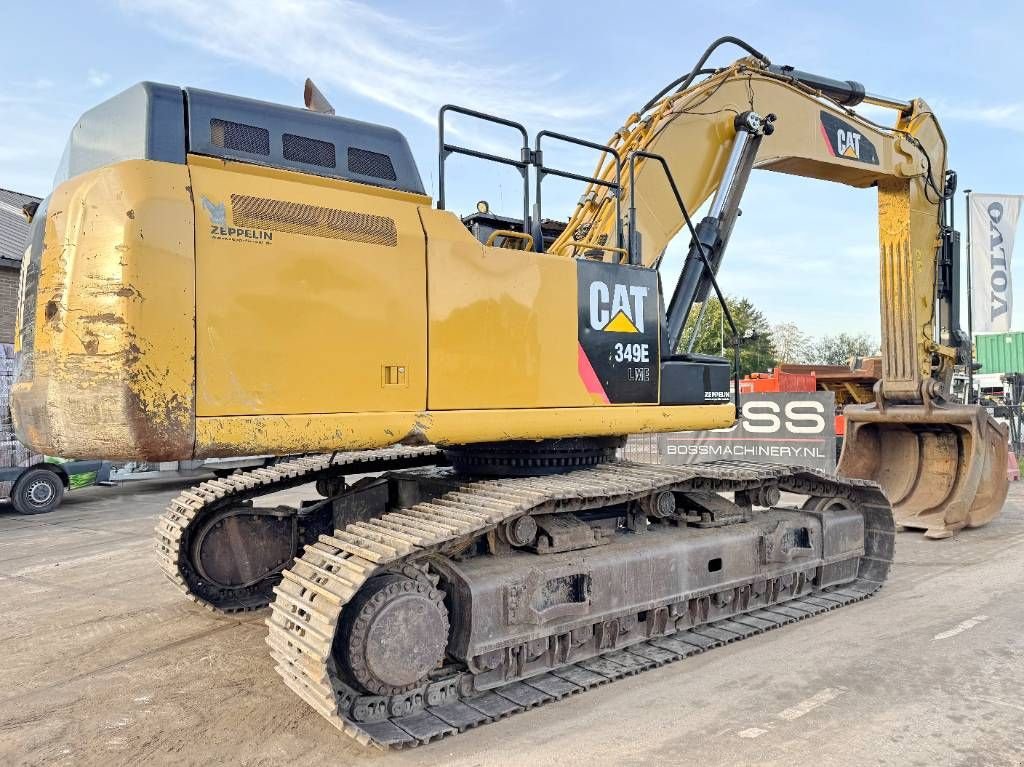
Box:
(188, 156), (428, 417)
(576, 260), (659, 404)
(12, 160), (195, 460)
(421, 208), (590, 410)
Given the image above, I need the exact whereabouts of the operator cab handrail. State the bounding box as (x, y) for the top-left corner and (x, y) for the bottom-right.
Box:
(533, 130), (623, 257)
(437, 105), (626, 257)
(438, 104), (531, 244)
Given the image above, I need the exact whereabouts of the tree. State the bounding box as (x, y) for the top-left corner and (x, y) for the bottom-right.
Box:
(810, 332), (879, 365)
(771, 322), (813, 364)
(679, 295), (777, 377)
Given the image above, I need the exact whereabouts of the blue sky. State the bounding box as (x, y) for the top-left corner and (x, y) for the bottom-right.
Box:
(3, 0), (1023, 338)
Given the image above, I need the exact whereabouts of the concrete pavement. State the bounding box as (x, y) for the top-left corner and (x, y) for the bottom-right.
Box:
(1, 477), (1022, 766)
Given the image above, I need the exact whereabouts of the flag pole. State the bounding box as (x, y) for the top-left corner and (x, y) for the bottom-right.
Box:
(965, 188), (974, 404)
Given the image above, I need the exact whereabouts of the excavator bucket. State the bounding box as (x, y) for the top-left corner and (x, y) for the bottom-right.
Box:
(838, 403), (1009, 538)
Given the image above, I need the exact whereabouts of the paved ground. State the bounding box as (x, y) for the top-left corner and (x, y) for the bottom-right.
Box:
(1, 477), (1023, 766)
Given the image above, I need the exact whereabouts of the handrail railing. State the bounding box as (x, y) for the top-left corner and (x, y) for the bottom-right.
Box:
(551, 240), (629, 263)
(534, 130), (623, 257)
(485, 230), (535, 251)
(436, 106), (631, 259)
(435, 110), (738, 414)
(627, 149), (741, 416)
(438, 105), (531, 244)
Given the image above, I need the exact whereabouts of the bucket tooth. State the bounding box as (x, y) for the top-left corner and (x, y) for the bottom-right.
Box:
(837, 402), (1009, 538)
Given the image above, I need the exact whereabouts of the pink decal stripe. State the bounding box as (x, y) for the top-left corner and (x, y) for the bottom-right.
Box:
(819, 121), (835, 156)
(578, 344), (610, 404)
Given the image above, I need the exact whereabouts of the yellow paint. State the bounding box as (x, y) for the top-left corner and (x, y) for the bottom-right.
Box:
(189, 155), (428, 416)
(420, 208), (592, 410)
(421, 404), (735, 445)
(194, 404), (736, 458)
(604, 310), (639, 333)
(11, 160), (195, 461)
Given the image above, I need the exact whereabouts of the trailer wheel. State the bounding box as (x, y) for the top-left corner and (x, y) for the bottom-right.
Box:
(11, 468), (65, 515)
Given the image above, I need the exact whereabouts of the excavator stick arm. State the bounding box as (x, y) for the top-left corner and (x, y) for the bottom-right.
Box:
(550, 53), (1007, 536)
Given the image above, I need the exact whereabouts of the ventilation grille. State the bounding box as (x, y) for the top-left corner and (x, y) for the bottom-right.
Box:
(211, 118), (270, 156)
(231, 194), (398, 247)
(283, 133), (337, 168)
(347, 147), (397, 181)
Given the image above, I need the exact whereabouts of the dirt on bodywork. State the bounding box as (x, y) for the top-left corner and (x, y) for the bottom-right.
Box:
(838, 401), (1008, 539)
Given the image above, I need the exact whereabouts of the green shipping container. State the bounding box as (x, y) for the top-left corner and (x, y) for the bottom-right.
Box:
(976, 331), (1024, 374)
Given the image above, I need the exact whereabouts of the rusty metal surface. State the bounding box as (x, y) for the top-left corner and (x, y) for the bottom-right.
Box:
(779, 359), (880, 405)
(154, 446), (441, 612)
(838, 402), (1009, 538)
(156, 450), (893, 749)
(254, 460), (892, 749)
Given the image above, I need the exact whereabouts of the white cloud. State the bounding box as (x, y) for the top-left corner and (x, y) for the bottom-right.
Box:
(87, 69), (111, 87)
(125, 0), (614, 130)
(929, 98), (1024, 131)
(0, 85), (74, 196)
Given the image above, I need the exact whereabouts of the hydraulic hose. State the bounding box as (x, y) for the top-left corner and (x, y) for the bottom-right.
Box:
(641, 36), (771, 114)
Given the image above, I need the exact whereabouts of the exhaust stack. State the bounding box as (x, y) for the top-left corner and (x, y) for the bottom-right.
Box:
(303, 78), (335, 115)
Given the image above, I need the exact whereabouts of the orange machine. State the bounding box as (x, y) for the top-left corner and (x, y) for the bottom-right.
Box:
(740, 360), (883, 446)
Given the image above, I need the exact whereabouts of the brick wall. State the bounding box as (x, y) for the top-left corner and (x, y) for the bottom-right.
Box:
(0, 266), (20, 344)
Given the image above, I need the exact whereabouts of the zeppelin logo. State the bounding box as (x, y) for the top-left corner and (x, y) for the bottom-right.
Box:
(589, 281), (649, 333)
(201, 195), (273, 244)
(208, 225), (273, 241)
(987, 202), (1010, 321)
(819, 111), (879, 165)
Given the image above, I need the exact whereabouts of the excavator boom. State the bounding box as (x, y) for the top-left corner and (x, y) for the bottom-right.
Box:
(551, 54), (1008, 537)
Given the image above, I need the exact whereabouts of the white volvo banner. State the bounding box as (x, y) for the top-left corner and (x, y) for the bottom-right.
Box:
(970, 193), (1023, 333)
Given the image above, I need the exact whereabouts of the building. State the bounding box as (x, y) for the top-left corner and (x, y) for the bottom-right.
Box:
(0, 188), (39, 343)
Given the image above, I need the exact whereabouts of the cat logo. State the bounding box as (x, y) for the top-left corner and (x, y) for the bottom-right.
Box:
(589, 280), (648, 333)
(836, 129), (862, 159)
(819, 111), (879, 165)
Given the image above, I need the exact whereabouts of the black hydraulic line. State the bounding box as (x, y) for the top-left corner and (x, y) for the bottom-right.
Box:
(764, 65), (865, 107)
(965, 187), (975, 404)
(665, 113), (769, 354)
(641, 36), (771, 114)
(936, 169), (969, 367)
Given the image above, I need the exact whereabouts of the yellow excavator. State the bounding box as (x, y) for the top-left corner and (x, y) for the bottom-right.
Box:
(12, 37), (1007, 748)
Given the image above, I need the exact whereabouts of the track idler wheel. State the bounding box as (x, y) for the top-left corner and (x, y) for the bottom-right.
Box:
(185, 505), (298, 609)
(838, 402), (1009, 539)
(337, 573), (449, 695)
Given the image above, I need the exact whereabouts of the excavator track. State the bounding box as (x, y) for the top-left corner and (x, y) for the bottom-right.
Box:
(257, 460), (893, 750)
(154, 446), (441, 612)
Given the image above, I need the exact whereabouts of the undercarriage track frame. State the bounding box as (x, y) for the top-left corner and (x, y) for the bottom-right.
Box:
(155, 446), (442, 612)
(155, 450), (893, 751)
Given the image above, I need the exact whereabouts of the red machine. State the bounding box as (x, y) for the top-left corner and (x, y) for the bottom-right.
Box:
(740, 361), (883, 447)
